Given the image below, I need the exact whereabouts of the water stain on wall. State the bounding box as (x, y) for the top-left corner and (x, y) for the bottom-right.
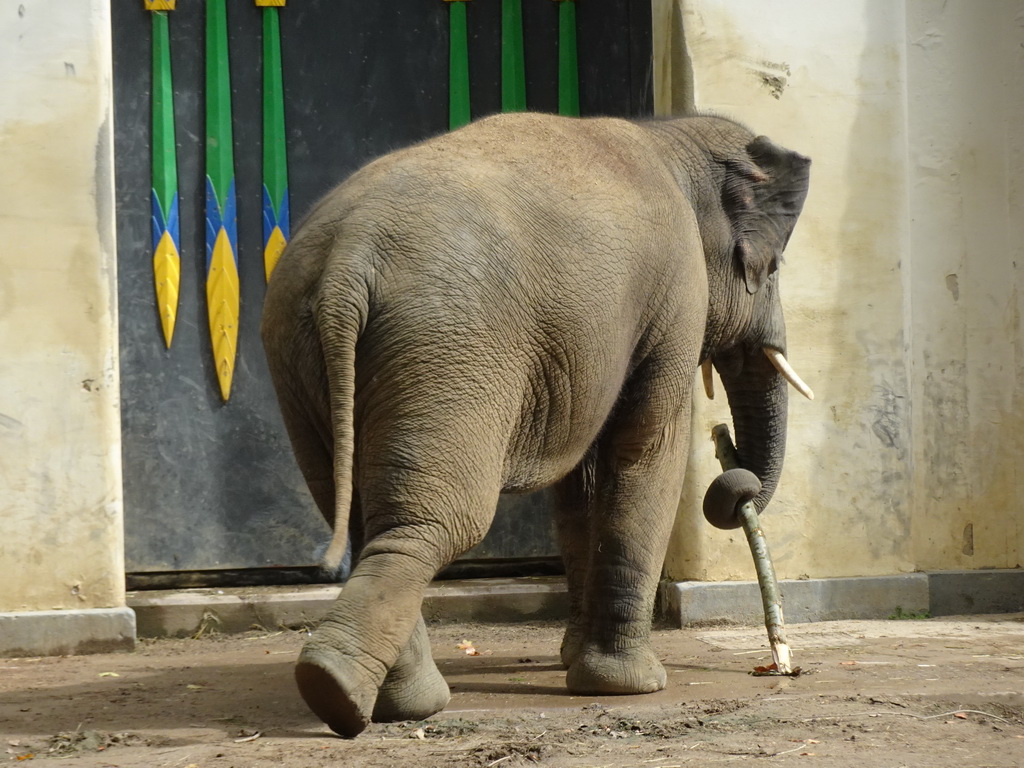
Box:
(748, 58), (791, 100)
(962, 522), (974, 556)
(870, 383), (905, 456)
(946, 273), (960, 301)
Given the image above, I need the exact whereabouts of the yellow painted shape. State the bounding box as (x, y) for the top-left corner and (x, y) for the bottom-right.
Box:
(206, 228), (240, 401)
(153, 230), (180, 348)
(255, 0), (286, 6)
(145, 0), (176, 10)
(263, 225), (287, 282)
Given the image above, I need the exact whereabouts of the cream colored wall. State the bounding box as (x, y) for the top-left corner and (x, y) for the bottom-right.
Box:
(661, 0), (1024, 581)
(0, 0), (124, 612)
(905, 2), (1024, 572)
(1, 0), (1018, 622)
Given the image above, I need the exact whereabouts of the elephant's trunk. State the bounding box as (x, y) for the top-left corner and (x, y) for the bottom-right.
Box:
(702, 346), (788, 530)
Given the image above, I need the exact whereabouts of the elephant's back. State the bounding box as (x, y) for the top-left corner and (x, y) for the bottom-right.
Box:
(329, 116), (696, 491)
(335, 112), (686, 301)
(297, 113), (685, 291)
(352, 112), (675, 214)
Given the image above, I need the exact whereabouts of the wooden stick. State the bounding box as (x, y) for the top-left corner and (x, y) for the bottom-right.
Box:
(710, 424), (795, 675)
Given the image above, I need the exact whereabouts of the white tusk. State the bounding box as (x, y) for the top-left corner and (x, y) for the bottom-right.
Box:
(763, 348), (814, 401)
(701, 359), (715, 400)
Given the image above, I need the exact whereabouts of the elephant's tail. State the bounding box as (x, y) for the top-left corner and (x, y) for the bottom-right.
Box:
(317, 281), (366, 574)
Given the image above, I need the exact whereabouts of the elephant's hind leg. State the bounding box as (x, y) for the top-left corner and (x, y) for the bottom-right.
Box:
(295, 534), (449, 737)
(295, 459), (500, 737)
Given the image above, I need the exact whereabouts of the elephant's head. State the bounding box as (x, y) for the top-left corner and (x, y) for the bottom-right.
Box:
(681, 118), (812, 529)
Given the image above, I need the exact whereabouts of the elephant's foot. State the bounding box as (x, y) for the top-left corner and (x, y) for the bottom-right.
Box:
(565, 643), (667, 695)
(559, 623), (586, 669)
(372, 657), (450, 722)
(294, 645), (378, 738)
(372, 615), (450, 722)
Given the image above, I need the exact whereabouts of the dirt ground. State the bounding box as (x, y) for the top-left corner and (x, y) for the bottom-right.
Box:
(2, 615), (1023, 767)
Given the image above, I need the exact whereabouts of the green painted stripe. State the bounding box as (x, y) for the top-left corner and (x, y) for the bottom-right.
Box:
(448, 1), (471, 130)
(151, 11), (177, 211)
(262, 6), (288, 208)
(501, 0), (526, 112)
(557, 2), (579, 117)
(205, 0), (234, 204)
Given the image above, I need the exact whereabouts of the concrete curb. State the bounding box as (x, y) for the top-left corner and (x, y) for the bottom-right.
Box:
(928, 568), (1024, 616)
(128, 585), (342, 638)
(0, 607), (136, 657)
(660, 574), (930, 626)
(128, 577), (569, 638)
(660, 568), (1024, 627)
(123, 568), (1024, 639)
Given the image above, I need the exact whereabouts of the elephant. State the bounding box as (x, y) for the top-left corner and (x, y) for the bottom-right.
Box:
(260, 111), (812, 737)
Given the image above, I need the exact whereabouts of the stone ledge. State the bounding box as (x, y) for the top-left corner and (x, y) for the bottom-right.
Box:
(661, 569), (1024, 626)
(128, 577), (569, 638)
(128, 585), (341, 637)
(928, 568), (1024, 616)
(125, 568), (1024, 640)
(661, 574), (930, 627)
(0, 607), (136, 657)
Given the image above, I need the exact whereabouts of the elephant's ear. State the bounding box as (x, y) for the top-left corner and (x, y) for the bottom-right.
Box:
(722, 136), (811, 294)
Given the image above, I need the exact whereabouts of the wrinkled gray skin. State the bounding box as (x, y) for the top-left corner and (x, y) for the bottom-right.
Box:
(261, 112), (810, 737)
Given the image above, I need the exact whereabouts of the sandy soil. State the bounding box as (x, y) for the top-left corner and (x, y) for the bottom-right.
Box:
(2, 615), (1023, 767)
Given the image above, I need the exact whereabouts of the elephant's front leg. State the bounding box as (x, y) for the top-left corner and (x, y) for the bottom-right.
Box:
(565, 374), (691, 695)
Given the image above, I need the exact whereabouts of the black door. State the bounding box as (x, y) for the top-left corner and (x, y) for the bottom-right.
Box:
(112, 0), (652, 584)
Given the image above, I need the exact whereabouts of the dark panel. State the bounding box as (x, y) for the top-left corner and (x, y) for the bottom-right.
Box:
(112, 0), (651, 575)
(114, 3), (327, 572)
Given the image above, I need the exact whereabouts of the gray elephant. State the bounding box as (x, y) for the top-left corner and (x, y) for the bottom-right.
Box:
(261, 112), (812, 737)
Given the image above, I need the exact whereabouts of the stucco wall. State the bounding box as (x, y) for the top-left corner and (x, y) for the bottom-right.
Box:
(2, 0), (1021, 641)
(905, 2), (1024, 572)
(662, 0), (1024, 581)
(0, 1), (125, 613)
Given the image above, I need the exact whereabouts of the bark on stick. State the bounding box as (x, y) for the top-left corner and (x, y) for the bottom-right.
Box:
(711, 424), (795, 675)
